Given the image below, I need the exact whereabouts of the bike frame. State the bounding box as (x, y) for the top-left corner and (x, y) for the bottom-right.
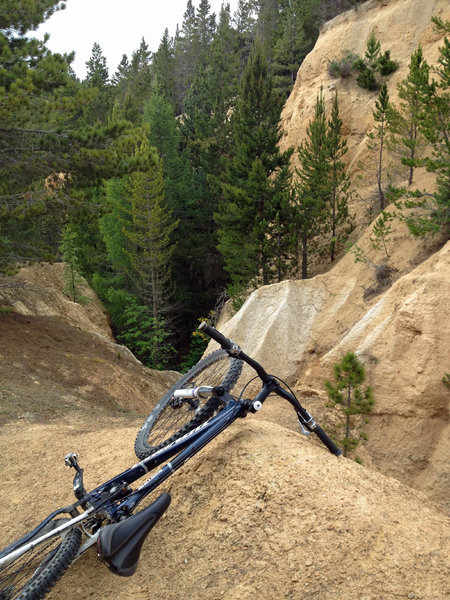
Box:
(1, 379), (289, 567)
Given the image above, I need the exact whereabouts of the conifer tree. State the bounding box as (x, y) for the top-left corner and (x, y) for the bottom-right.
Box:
(111, 54), (130, 87)
(197, 0), (216, 55)
(367, 82), (396, 211)
(216, 42), (293, 299)
(326, 90), (353, 262)
(174, 0), (200, 111)
(390, 19), (450, 236)
(0, 0), (150, 268)
(83, 42), (112, 124)
(293, 88), (329, 278)
(85, 42), (109, 88)
(152, 29), (176, 104)
(59, 223), (88, 303)
(354, 30), (398, 91)
(271, 0), (316, 99)
(255, 0), (280, 62)
(233, 0), (259, 73)
(324, 352), (374, 458)
(122, 145), (179, 319)
(391, 46), (429, 186)
(100, 178), (132, 277)
(118, 38), (153, 124)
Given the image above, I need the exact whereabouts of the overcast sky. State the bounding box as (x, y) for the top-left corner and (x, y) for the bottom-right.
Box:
(35, 0), (239, 79)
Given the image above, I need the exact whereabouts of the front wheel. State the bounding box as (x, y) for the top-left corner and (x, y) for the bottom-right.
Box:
(135, 349), (243, 459)
(0, 518), (82, 600)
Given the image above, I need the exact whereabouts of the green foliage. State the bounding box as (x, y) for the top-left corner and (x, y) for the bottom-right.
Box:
(370, 211), (394, 259)
(271, 0), (320, 99)
(91, 275), (174, 369)
(0, 1), (151, 270)
(121, 148), (179, 318)
(324, 352), (374, 457)
(355, 60), (379, 91)
(294, 87), (354, 274)
(367, 83), (397, 211)
(117, 301), (174, 370)
(327, 50), (359, 78)
(442, 373), (450, 387)
(326, 90), (354, 262)
(389, 46), (430, 187)
(389, 18), (450, 238)
(179, 328), (209, 372)
(59, 223), (89, 303)
(353, 31), (398, 90)
(377, 50), (400, 76)
(216, 41), (294, 301)
(294, 88), (329, 278)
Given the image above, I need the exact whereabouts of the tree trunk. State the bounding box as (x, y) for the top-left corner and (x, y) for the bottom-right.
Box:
(301, 236), (308, 279)
(344, 383), (352, 458)
(378, 118), (386, 211)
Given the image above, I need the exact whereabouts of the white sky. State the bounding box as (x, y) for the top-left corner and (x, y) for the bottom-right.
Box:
(35, 0), (239, 79)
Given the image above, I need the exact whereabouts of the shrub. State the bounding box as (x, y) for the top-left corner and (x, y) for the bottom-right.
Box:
(377, 50), (400, 76)
(327, 50), (360, 78)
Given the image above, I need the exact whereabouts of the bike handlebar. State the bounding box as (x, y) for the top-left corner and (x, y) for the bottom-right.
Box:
(199, 321), (271, 383)
(198, 322), (342, 457)
(198, 321), (240, 354)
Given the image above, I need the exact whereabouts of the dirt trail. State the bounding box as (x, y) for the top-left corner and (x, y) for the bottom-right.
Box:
(1, 413), (448, 600)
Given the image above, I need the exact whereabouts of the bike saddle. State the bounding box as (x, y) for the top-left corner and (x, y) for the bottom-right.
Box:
(97, 492), (171, 576)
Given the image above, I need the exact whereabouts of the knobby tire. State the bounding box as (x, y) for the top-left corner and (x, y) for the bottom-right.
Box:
(134, 349), (243, 459)
(0, 519), (82, 600)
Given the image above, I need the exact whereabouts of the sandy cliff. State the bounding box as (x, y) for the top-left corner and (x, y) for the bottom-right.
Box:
(217, 0), (450, 507)
(280, 0), (450, 171)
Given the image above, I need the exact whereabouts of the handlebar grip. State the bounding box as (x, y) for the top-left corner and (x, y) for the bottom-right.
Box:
(312, 424), (343, 456)
(198, 322), (239, 354)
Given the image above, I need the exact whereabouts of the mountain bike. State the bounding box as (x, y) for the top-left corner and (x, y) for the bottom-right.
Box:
(0, 322), (341, 600)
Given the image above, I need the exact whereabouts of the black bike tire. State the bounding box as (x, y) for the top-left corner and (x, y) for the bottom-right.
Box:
(134, 349), (243, 459)
(0, 519), (82, 600)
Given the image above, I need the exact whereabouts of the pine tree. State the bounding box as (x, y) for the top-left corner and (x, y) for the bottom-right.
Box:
(100, 178), (132, 277)
(83, 42), (112, 124)
(0, 0), (150, 268)
(233, 0), (259, 73)
(271, 0), (317, 99)
(122, 145), (179, 319)
(368, 82), (396, 211)
(111, 54), (130, 86)
(326, 91), (353, 262)
(354, 30), (398, 91)
(391, 46), (429, 186)
(216, 42), (294, 299)
(59, 223), (89, 303)
(174, 0), (199, 111)
(255, 0), (280, 62)
(324, 352), (374, 458)
(85, 42), (109, 88)
(117, 38), (153, 124)
(293, 88), (329, 278)
(197, 0), (216, 56)
(390, 20), (450, 236)
(152, 29), (176, 104)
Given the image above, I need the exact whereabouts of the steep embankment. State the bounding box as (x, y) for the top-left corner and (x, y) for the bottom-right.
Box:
(0, 263), (179, 422)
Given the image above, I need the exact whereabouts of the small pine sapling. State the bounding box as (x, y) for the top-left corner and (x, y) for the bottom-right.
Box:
(324, 352), (374, 458)
(354, 31), (399, 90)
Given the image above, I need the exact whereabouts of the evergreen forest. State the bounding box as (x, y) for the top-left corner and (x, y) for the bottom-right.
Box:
(1, 0), (448, 370)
